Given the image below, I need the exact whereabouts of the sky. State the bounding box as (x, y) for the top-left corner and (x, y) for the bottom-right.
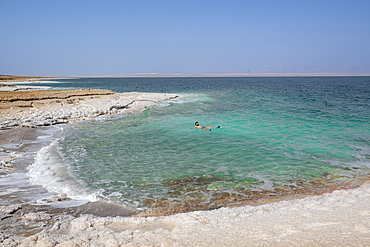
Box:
(1, 0), (370, 76)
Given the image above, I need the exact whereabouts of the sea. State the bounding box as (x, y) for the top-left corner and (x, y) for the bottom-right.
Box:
(23, 76), (370, 213)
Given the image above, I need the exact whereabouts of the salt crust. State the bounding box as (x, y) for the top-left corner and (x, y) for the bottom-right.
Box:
(0, 92), (179, 129)
(0, 84), (52, 92)
(1, 183), (369, 246)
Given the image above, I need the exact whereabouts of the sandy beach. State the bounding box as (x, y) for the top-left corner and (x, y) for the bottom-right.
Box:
(1, 85), (370, 246)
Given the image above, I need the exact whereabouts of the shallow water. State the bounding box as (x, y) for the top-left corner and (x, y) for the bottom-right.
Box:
(26, 77), (370, 212)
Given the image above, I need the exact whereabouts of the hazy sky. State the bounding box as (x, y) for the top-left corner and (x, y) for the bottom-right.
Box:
(1, 0), (370, 76)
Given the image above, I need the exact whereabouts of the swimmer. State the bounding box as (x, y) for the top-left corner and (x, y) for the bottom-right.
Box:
(194, 122), (220, 131)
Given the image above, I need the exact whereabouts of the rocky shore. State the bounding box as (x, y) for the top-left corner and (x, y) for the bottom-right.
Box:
(1, 182), (370, 246)
(0, 75), (54, 83)
(0, 89), (178, 129)
(0, 88), (180, 246)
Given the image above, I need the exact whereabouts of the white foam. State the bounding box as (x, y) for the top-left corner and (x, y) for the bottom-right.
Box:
(157, 93), (207, 107)
(27, 139), (99, 203)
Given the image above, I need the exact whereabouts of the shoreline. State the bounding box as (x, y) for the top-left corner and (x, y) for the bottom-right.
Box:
(1, 89), (370, 245)
(0, 89), (179, 241)
(67, 73), (370, 78)
(0, 75), (56, 82)
(0, 89), (178, 129)
(2, 157), (370, 246)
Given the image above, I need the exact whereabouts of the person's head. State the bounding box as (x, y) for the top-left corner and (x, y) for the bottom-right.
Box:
(195, 122), (199, 126)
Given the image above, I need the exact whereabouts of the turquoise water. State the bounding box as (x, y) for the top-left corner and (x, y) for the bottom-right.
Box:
(29, 77), (370, 211)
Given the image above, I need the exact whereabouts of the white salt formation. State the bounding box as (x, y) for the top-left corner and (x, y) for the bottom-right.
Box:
(1, 183), (370, 246)
(0, 90), (178, 129)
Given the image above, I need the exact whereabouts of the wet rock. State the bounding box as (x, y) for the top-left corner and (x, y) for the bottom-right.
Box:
(21, 123), (37, 128)
(43, 197), (68, 203)
(0, 213), (12, 220)
(0, 238), (17, 247)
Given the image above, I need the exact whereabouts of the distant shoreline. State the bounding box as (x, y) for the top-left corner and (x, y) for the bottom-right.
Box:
(1, 73), (370, 82)
(54, 73), (370, 78)
(0, 75), (56, 83)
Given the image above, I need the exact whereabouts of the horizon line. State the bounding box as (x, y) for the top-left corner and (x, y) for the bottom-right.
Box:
(52, 72), (370, 78)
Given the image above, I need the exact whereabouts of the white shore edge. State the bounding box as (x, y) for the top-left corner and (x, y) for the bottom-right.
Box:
(2, 183), (370, 246)
(0, 82), (53, 92)
(1, 88), (370, 246)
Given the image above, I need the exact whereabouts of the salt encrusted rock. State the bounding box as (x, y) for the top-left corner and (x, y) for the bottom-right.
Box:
(70, 216), (94, 233)
(22, 212), (51, 221)
(0, 158), (12, 167)
(3, 182), (369, 246)
(21, 123), (37, 128)
(55, 119), (68, 124)
(0, 232), (5, 242)
(51, 215), (75, 232)
(0, 205), (21, 214)
(0, 91), (178, 129)
(34, 121), (46, 126)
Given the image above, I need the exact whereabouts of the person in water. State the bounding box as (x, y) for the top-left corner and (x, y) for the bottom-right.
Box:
(194, 122), (220, 130)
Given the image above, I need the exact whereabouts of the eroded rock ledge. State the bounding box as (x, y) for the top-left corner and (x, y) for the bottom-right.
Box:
(0, 89), (178, 129)
(0, 89), (114, 102)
